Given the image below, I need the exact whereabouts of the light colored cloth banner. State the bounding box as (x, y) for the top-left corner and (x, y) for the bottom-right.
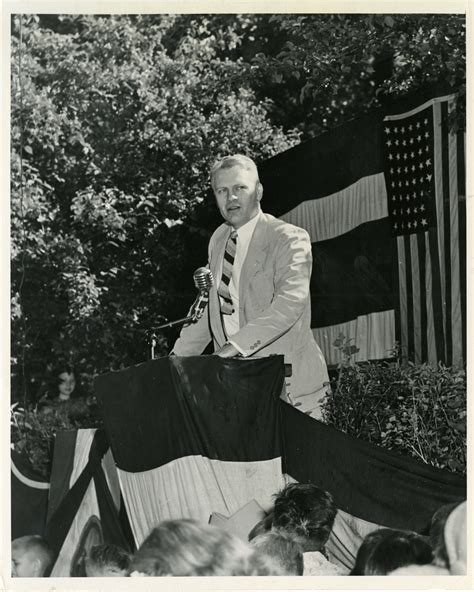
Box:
(326, 508), (381, 572)
(50, 480), (103, 577)
(118, 455), (284, 547)
(11, 459), (50, 490)
(312, 309), (395, 366)
(280, 173), (388, 243)
(69, 429), (96, 489)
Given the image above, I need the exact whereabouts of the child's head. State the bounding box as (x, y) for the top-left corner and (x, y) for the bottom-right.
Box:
(350, 528), (433, 575)
(11, 535), (54, 577)
(251, 529), (304, 575)
(85, 544), (131, 577)
(272, 483), (337, 552)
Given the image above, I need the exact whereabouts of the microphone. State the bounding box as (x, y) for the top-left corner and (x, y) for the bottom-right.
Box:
(190, 267), (214, 321)
(193, 267), (214, 294)
(150, 267), (214, 334)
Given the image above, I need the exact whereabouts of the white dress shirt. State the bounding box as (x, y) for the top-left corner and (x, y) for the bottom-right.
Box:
(218, 210), (262, 349)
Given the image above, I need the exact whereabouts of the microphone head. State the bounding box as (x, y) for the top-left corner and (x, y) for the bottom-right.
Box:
(193, 267), (214, 293)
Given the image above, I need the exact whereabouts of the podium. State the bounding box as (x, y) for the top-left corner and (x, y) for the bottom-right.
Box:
(94, 355), (286, 546)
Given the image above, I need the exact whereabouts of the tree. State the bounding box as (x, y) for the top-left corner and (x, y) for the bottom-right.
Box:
(11, 14), (299, 401)
(248, 14), (466, 137)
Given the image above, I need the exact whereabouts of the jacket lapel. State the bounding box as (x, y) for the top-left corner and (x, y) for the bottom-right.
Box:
(239, 215), (270, 311)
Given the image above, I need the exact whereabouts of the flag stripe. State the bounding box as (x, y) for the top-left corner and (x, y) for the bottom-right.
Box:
(440, 101), (453, 365)
(383, 93), (456, 121)
(260, 110), (384, 217)
(404, 235), (415, 360)
(458, 132), (466, 361)
(397, 237), (408, 358)
(416, 234), (427, 362)
(447, 106), (463, 366)
(432, 103), (447, 360)
(310, 218), (395, 328)
(427, 227), (445, 363)
(430, 101), (447, 364)
(411, 235), (422, 363)
(312, 310), (395, 365)
(424, 232), (437, 365)
(280, 173), (388, 243)
(393, 238), (402, 352)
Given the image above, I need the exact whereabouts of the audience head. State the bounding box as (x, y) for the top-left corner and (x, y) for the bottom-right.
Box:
(130, 519), (282, 577)
(444, 501), (466, 575)
(11, 535), (54, 577)
(251, 529), (304, 575)
(85, 544), (131, 577)
(429, 501), (459, 567)
(272, 483), (337, 552)
(350, 528), (433, 575)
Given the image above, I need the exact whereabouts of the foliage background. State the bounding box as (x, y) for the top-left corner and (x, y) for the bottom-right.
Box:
(11, 13), (466, 404)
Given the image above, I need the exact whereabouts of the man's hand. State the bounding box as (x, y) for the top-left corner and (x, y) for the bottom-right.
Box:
(214, 343), (240, 358)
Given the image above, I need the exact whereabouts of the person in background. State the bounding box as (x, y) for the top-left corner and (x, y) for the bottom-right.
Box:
(11, 535), (54, 577)
(350, 528), (433, 575)
(85, 544), (131, 577)
(172, 154), (329, 418)
(37, 362), (77, 403)
(129, 519), (285, 576)
(250, 530), (304, 575)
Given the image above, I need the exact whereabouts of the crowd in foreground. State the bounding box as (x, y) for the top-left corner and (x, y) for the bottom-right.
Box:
(11, 483), (467, 577)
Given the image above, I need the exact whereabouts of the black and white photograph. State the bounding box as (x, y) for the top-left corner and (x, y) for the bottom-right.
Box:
(4, 1), (470, 588)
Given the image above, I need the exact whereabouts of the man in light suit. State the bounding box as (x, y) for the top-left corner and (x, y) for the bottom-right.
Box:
(172, 155), (329, 418)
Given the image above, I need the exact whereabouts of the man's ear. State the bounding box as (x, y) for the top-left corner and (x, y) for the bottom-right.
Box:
(32, 557), (43, 577)
(256, 182), (263, 201)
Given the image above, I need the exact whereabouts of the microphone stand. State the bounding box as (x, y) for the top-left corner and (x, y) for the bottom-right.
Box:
(148, 315), (194, 360)
(148, 268), (212, 359)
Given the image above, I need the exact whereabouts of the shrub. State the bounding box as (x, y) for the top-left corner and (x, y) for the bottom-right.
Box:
(322, 335), (467, 474)
(11, 398), (102, 479)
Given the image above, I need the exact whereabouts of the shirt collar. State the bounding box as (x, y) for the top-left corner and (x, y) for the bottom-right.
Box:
(232, 209), (261, 244)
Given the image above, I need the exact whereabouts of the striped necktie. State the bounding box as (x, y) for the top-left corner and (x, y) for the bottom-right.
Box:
(218, 230), (238, 315)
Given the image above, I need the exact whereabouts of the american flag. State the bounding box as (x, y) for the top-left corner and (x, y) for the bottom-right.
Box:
(383, 94), (465, 366)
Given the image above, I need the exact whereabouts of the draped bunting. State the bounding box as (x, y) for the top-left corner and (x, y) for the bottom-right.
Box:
(260, 84), (465, 366)
(95, 355), (286, 547)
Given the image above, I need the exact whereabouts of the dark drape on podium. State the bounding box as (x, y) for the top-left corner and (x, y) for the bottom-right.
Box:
(94, 355), (286, 545)
(281, 402), (465, 533)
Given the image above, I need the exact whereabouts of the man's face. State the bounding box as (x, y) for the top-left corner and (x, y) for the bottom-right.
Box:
(213, 165), (262, 229)
(11, 545), (41, 577)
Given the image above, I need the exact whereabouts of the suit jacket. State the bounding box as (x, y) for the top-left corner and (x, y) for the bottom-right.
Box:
(173, 212), (329, 415)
